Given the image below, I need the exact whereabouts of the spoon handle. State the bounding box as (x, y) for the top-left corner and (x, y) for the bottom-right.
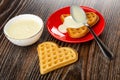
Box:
(86, 24), (113, 60)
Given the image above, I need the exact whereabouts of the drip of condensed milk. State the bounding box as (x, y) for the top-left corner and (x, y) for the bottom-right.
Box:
(58, 16), (84, 33)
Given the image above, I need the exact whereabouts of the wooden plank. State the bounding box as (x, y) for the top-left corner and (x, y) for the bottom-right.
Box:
(0, 0), (120, 80)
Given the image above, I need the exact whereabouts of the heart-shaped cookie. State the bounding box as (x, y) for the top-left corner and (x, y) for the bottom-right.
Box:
(37, 42), (78, 74)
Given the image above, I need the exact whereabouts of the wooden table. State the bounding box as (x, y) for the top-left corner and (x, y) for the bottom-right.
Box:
(0, 0), (120, 80)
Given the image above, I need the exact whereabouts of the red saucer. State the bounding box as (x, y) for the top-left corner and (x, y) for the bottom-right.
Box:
(46, 6), (105, 43)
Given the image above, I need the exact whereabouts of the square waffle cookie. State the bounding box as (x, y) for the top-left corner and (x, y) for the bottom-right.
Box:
(37, 42), (78, 74)
(61, 12), (99, 38)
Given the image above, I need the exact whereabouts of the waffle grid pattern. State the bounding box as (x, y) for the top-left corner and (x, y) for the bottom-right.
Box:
(37, 42), (78, 74)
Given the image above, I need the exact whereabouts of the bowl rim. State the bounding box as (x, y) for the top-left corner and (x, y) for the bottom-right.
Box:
(3, 14), (44, 40)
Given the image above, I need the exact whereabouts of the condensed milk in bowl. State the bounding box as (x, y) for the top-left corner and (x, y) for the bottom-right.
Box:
(4, 14), (44, 46)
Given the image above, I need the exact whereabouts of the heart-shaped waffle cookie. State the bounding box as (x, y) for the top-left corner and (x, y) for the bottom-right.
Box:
(86, 12), (99, 26)
(37, 42), (78, 74)
(60, 12), (99, 38)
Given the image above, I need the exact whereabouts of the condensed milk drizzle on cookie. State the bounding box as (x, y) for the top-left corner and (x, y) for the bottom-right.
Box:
(58, 16), (84, 33)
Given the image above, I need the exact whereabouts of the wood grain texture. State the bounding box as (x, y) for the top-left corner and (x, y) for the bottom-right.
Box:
(0, 0), (120, 80)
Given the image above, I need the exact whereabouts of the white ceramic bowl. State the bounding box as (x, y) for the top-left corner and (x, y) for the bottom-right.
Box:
(4, 14), (44, 46)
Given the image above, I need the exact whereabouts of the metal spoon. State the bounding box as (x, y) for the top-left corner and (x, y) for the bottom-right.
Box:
(70, 5), (113, 60)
